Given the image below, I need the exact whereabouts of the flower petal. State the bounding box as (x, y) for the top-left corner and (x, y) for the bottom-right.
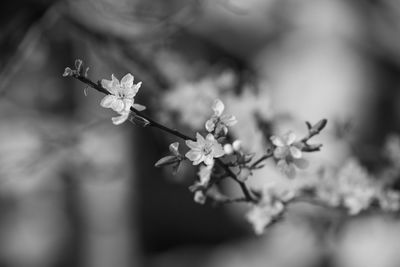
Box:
(277, 159), (296, 178)
(212, 144), (225, 158)
(132, 103), (146, 111)
(193, 155), (205, 165)
(120, 73), (134, 88)
(101, 79), (113, 94)
(100, 95), (117, 108)
(290, 146), (302, 159)
(185, 150), (202, 163)
(215, 124), (228, 136)
(221, 114), (237, 126)
(102, 74), (120, 94)
(196, 132), (205, 144)
(111, 112), (129, 125)
(212, 99), (224, 116)
(186, 140), (201, 150)
(126, 82), (141, 98)
(123, 98), (134, 112)
(206, 133), (216, 142)
(283, 131), (296, 145)
(205, 118), (216, 132)
(270, 135), (285, 147)
(111, 99), (125, 113)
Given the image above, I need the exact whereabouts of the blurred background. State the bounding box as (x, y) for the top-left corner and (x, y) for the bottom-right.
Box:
(1, 0), (400, 267)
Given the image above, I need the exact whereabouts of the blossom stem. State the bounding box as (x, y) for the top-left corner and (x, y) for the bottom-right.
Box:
(250, 151), (273, 169)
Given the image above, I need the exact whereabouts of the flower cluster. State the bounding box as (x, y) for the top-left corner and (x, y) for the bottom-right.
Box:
(310, 159), (400, 214)
(64, 60), (400, 236)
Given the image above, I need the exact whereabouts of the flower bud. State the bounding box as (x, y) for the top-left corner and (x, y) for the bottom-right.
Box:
(62, 67), (73, 77)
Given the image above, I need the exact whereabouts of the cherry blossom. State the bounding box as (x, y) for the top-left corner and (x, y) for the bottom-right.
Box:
(270, 131), (308, 178)
(185, 133), (225, 165)
(205, 99), (237, 136)
(100, 73), (146, 125)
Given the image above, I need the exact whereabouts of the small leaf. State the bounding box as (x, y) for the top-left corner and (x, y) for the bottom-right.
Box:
(128, 114), (150, 127)
(254, 164), (265, 169)
(302, 144), (323, 152)
(155, 155), (180, 167)
(313, 118), (328, 132)
(310, 119), (328, 134)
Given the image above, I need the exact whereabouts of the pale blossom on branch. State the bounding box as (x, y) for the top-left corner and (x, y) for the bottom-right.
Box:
(185, 133), (225, 165)
(205, 99), (237, 136)
(270, 131), (308, 178)
(100, 73), (146, 125)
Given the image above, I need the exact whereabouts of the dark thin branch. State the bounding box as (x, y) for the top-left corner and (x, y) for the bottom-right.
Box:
(250, 151), (273, 169)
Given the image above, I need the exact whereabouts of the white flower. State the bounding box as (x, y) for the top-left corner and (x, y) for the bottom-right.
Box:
(100, 73), (146, 125)
(205, 99), (237, 136)
(185, 133), (225, 165)
(270, 131), (308, 178)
